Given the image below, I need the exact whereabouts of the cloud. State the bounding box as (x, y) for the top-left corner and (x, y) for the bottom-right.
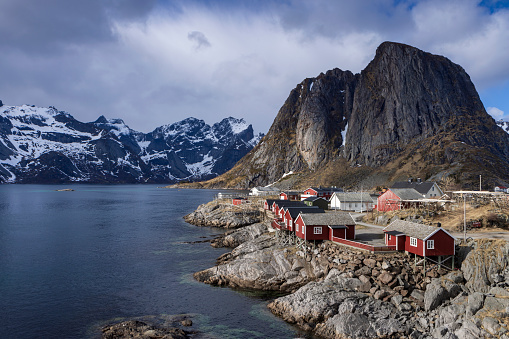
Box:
(0, 0), (508, 135)
(188, 31), (211, 50)
(487, 106), (505, 119)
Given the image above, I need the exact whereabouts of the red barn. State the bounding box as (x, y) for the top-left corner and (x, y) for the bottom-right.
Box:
(295, 212), (356, 242)
(383, 220), (456, 257)
(377, 188), (423, 212)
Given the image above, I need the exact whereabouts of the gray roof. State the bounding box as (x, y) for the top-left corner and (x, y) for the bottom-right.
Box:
(391, 181), (436, 195)
(286, 207), (324, 219)
(383, 220), (451, 240)
(303, 196), (328, 202)
(332, 192), (375, 203)
(300, 212), (355, 226)
(389, 188), (424, 200)
(274, 200), (306, 208)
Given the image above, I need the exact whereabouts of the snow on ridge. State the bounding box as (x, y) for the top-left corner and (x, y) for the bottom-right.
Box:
(226, 117), (249, 134)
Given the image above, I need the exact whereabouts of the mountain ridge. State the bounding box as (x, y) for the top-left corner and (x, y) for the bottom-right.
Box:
(197, 42), (509, 190)
(0, 104), (262, 183)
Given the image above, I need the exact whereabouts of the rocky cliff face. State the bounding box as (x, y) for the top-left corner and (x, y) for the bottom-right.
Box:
(0, 105), (262, 183)
(206, 42), (509, 189)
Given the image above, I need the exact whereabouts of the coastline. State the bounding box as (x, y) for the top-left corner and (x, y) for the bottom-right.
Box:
(185, 198), (509, 339)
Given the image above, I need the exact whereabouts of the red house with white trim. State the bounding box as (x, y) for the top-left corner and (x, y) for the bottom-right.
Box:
(272, 200), (307, 219)
(383, 220), (456, 257)
(283, 207), (324, 231)
(300, 187), (344, 201)
(377, 188), (423, 212)
(280, 191), (301, 201)
(294, 212), (356, 242)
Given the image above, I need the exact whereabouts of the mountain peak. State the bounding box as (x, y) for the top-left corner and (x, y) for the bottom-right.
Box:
(202, 42), (509, 189)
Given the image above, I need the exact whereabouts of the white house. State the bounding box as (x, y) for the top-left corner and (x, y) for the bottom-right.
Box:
(250, 186), (280, 196)
(330, 192), (376, 212)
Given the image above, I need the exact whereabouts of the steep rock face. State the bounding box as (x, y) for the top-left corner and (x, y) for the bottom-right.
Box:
(346, 42), (509, 167)
(214, 69), (356, 187)
(207, 42), (509, 189)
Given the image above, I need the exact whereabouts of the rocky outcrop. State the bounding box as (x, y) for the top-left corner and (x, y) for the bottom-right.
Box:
(211, 222), (268, 248)
(194, 235), (328, 292)
(101, 319), (194, 339)
(268, 269), (411, 337)
(183, 201), (262, 228)
(203, 42), (509, 189)
(460, 239), (509, 293)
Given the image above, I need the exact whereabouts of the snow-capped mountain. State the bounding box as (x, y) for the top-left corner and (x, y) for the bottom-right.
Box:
(0, 102), (263, 183)
(497, 120), (509, 134)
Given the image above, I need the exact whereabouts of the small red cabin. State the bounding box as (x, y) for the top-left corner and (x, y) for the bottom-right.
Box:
(301, 187), (343, 201)
(294, 212), (356, 242)
(232, 197), (247, 205)
(283, 206), (324, 231)
(383, 220), (456, 256)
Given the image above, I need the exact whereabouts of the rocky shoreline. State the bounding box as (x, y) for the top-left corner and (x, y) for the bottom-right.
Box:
(188, 200), (509, 338)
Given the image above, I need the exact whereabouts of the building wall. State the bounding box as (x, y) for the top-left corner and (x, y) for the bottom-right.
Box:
(424, 230), (455, 256)
(330, 228), (346, 240)
(377, 190), (401, 212)
(304, 225), (329, 241)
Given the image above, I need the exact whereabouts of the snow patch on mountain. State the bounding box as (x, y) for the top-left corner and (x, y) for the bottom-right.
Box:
(0, 103), (262, 183)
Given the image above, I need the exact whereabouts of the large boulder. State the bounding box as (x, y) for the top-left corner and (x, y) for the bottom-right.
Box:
(461, 239), (509, 293)
(424, 271), (464, 311)
(211, 223), (268, 248)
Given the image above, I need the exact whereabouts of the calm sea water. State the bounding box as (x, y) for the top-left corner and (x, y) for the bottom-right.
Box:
(0, 185), (306, 339)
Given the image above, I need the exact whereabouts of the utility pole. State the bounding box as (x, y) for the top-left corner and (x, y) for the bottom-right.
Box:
(463, 193), (467, 242)
(479, 175), (482, 191)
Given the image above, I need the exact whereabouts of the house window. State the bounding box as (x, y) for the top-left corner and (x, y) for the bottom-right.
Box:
(388, 235), (391, 241)
(427, 240), (434, 249)
(314, 227), (322, 234)
(410, 237), (417, 247)
(296, 224), (299, 232)
(289, 220), (293, 227)
(432, 186), (435, 191)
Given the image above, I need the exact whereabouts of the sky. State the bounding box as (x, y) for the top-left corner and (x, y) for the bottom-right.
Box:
(0, 0), (508, 134)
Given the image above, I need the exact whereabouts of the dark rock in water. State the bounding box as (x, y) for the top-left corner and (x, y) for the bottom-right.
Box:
(101, 320), (191, 339)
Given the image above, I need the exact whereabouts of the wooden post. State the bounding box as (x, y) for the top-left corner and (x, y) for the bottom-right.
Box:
(438, 256), (442, 270)
(424, 255), (426, 273)
(452, 256), (454, 270)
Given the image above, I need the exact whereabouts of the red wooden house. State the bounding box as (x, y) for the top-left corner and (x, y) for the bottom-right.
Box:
(300, 187), (343, 201)
(383, 220), (456, 257)
(283, 206), (324, 231)
(294, 212), (356, 242)
(272, 200), (306, 219)
(232, 197), (247, 205)
(264, 199), (279, 210)
(377, 188), (423, 212)
(280, 191), (301, 201)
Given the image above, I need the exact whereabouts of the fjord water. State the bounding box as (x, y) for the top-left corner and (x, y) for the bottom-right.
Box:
(0, 185), (302, 339)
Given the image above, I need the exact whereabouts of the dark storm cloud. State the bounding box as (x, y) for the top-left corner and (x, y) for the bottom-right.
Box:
(0, 0), (157, 53)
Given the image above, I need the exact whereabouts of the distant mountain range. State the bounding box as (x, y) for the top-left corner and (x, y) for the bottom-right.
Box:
(201, 42), (509, 190)
(0, 102), (262, 183)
